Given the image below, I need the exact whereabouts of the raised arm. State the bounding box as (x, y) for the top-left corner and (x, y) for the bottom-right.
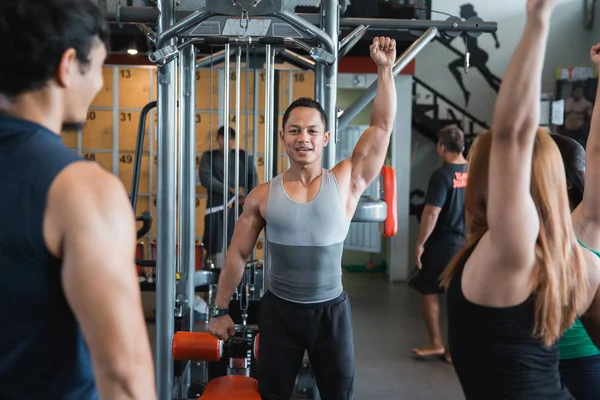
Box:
(49, 162), (156, 400)
(573, 43), (600, 239)
(486, 0), (555, 265)
(345, 37), (397, 194)
(199, 152), (225, 194)
(208, 184), (267, 340)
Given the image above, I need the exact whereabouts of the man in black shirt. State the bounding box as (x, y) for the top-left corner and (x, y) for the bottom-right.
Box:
(199, 126), (257, 267)
(409, 125), (468, 363)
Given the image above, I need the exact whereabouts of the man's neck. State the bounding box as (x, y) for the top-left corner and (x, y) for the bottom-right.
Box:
(0, 91), (62, 134)
(285, 162), (323, 185)
(445, 153), (467, 164)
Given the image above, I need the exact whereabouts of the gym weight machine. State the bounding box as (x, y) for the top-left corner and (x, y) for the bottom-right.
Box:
(111, 0), (499, 398)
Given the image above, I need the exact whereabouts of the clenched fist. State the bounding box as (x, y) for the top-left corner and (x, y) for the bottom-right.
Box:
(370, 36), (396, 68)
(208, 314), (235, 341)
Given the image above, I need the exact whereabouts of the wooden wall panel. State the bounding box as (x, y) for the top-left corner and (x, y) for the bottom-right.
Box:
(119, 152), (150, 194)
(81, 151), (113, 173)
(195, 196), (208, 239)
(91, 68), (114, 107)
(290, 71), (314, 101)
(195, 113), (222, 153)
(82, 110), (113, 149)
(256, 155), (289, 185)
(195, 69), (219, 110)
(119, 67), (152, 108)
(118, 110), (150, 151)
(61, 131), (78, 149)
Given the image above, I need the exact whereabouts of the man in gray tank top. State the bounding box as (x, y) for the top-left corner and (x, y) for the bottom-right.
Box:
(208, 36), (398, 400)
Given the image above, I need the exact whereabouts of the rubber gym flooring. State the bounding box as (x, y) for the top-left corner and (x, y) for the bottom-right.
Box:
(146, 272), (465, 399)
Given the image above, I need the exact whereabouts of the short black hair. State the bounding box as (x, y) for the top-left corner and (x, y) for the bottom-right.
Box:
(217, 126), (235, 138)
(282, 97), (328, 130)
(438, 125), (465, 153)
(551, 134), (586, 209)
(0, 0), (110, 98)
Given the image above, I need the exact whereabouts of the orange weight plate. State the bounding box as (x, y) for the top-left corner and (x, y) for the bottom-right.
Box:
(172, 332), (222, 362)
(381, 166), (397, 237)
(199, 376), (261, 400)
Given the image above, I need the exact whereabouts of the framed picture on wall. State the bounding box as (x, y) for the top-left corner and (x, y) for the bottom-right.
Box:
(555, 66), (598, 149)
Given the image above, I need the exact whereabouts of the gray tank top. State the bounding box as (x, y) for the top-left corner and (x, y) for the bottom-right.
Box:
(265, 169), (350, 303)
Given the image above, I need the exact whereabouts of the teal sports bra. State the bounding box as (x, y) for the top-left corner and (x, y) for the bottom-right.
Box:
(559, 238), (600, 360)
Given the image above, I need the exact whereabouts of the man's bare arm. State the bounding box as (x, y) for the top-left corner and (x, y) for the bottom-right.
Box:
(50, 162), (156, 400)
(214, 185), (267, 309)
(346, 37), (397, 194)
(416, 205), (441, 249)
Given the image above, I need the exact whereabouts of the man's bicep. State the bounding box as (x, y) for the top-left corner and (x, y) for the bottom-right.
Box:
(229, 189), (266, 259)
(424, 172), (449, 208)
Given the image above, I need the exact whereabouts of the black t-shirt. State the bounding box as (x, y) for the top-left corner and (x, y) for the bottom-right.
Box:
(424, 162), (468, 242)
(199, 149), (257, 208)
(0, 113), (97, 399)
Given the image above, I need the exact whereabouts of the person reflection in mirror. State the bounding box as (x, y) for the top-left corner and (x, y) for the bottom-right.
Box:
(199, 126), (257, 268)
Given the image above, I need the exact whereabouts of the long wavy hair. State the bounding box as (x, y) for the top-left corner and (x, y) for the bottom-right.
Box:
(441, 129), (587, 346)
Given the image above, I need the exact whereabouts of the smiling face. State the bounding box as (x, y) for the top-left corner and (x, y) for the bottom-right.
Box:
(280, 106), (330, 167)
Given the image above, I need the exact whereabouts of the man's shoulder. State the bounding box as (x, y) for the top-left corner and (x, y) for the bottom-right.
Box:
(432, 164), (453, 179)
(52, 161), (125, 204)
(201, 149), (220, 157)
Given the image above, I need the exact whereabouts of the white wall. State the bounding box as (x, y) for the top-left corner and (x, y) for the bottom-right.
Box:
(387, 75), (415, 281)
(407, 129), (441, 278)
(415, 0), (595, 124)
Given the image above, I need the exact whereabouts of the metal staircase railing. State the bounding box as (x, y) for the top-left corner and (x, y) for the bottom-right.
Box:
(412, 75), (489, 150)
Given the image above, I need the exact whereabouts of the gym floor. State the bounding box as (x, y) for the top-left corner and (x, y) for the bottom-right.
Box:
(146, 272), (465, 400)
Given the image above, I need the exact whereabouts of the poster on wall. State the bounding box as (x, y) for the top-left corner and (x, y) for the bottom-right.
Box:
(556, 66), (598, 149)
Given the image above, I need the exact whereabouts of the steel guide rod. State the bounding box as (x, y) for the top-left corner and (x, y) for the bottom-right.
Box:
(263, 44), (272, 185)
(222, 43), (231, 261)
(182, 44), (197, 334)
(268, 47), (276, 181)
(234, 46), (242, 222)
(176, 55), (184, 278)
(155, 0), (176, 397)
(322, 0), (339, 168)
(338, 27), (438, 131)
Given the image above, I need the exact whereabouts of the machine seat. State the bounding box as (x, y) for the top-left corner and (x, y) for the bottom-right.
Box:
(199, 375), (261, 399)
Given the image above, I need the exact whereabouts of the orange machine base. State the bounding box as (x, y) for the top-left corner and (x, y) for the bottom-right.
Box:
(198, 376), (261, 400)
